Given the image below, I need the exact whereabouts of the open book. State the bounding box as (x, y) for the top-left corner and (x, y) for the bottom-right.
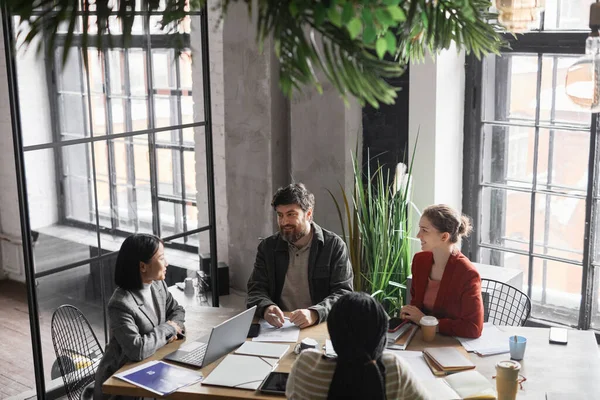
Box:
(422, 347), (475, 376)
(426, 370), (496, 399)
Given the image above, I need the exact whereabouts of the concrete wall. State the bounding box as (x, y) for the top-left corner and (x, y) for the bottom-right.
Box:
(222, 2), (289, 290)
(289, 85), (361, 235)
(409, 46), (465, 217)
(192, 2), (229, 262)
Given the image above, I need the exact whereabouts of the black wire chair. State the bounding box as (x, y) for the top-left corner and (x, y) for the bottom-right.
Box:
(480, 279), (532, 326)
(51, 305), (104, 400)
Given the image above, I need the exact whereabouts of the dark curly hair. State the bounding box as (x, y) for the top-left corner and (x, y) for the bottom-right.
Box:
(271, 183), (315, 212)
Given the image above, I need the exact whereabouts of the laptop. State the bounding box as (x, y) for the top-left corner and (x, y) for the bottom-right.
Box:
(164, 305), (257, 368)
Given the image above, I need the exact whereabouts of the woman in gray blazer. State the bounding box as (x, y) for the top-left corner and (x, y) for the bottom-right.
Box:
(94, 234), (185, 400)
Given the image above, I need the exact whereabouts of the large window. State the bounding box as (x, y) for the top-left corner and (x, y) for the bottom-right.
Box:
(463, 4), (600, 330)
(52, 18), (201, 248)
(12, 4), (214, 394)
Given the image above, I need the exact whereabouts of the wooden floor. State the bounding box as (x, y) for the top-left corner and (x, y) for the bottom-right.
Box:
(0, 280), (54, 399)
(0, 278), (246, 399)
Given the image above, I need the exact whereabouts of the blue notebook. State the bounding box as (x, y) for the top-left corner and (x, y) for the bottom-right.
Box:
(115, 360), (203, 396)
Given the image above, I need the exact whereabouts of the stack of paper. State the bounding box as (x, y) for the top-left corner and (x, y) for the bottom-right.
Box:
(386, 324), (418, 350)
(455, 322), (510, 356)
(253, 319), (300, 343)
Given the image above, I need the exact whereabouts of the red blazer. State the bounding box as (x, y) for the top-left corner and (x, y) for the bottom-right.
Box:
(410, 251), (484, 338)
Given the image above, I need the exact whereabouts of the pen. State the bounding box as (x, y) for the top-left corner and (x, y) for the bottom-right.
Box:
(267, 313), (289, 327)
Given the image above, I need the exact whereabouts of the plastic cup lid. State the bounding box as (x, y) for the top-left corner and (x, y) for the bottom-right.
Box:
(420, 316), (439, 326)
(496, 360), (521, 370)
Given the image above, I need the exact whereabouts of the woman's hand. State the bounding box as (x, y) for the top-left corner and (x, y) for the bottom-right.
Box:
(400, 305), (426, 325)
(167, 320), (183, 342)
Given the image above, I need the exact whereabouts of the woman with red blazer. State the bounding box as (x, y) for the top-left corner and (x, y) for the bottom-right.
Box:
(400, 205), (484, 338)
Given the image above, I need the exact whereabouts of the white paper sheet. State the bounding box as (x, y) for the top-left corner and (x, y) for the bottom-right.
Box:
(252, 319), (300, 342)
(387, 350), (437, 381)
(455, 322), (510, 356)
(325, 339), (337, 357)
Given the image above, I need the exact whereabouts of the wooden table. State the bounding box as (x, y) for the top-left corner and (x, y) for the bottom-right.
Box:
(103, 307), (600, 399)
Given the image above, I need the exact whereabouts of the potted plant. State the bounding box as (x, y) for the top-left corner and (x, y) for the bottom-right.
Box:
(329, 142), (418, 316)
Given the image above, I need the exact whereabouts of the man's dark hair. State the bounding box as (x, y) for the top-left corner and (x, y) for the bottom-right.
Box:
(271, 183), (315, 212)
(114, 234), (163, 290)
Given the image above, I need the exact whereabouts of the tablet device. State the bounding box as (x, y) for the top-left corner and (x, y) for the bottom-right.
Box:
(258, 371), (289, 395)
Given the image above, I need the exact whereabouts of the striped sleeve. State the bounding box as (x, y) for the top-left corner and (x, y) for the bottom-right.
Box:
(286, 350), (335, 400)
(383, 353), (434, 400)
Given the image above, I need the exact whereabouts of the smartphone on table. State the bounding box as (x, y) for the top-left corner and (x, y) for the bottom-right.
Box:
(549, 327), (568, 345)
(388, 317), (408, 333)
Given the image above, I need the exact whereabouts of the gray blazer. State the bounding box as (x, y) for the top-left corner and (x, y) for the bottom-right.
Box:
(94, 280), (185, 400)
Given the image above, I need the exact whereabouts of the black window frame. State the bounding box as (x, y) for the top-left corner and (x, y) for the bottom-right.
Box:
(463, 30), (600, 330)
(29, 10), (205, 253)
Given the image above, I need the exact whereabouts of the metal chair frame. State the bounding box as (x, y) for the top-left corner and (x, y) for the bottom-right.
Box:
(480, 278), (532, 326)
(51, 305), (104, 400)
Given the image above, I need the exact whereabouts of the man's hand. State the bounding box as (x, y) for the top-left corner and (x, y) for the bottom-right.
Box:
(400, 305), (426, 325)
(289, 309), (318, 329)
(264, 305), (285, 328)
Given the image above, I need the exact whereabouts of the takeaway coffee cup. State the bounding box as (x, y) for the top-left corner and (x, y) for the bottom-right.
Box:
(420, 316), (439, 342)
(495, 360), (521, 400)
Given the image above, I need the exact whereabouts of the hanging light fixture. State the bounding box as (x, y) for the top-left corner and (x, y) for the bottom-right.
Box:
(495, 0), (545, 33)
(565, 1), (600, 113)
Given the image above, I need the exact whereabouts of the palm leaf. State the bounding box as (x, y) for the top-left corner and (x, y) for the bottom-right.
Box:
(6, 0), (506, 108)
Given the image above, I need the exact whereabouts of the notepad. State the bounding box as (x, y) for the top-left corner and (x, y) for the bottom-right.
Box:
(115, 360), (203, 396)
(422, 347), (475, 376)
(234, 342), (289, 359)
(426, 370), (496, 399)
(456, 322), (510, 356)
(201, 354), (277, 390)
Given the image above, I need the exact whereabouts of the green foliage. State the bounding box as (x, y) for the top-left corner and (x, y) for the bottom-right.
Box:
(329, 138), (419, 317)
(4, 0), (505, 107)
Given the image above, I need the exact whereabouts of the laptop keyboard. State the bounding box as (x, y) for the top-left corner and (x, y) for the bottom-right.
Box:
(179, 343), (208, 367)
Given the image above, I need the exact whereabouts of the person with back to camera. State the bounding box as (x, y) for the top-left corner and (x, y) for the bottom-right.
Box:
(286, 292), (432, 400)
(400, 204), (484, 338)
(94, 234), (185, 400)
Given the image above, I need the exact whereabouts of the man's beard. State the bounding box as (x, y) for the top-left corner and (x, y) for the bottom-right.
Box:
(280, 222), (309, 244)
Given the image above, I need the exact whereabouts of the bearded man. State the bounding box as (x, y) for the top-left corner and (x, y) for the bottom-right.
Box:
(246, 183), (354, 329)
